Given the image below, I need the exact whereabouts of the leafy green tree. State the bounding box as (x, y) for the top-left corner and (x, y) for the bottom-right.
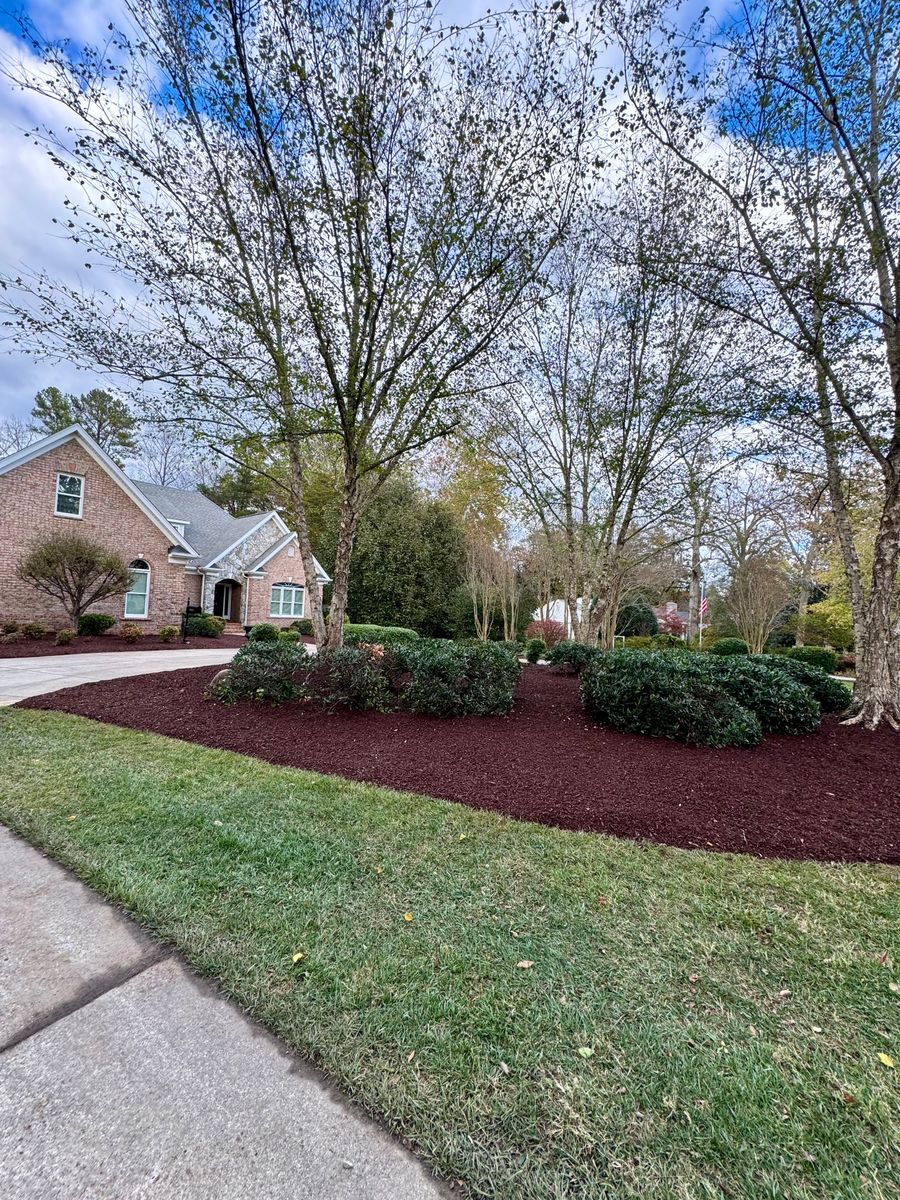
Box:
(31, 387), (136, 461)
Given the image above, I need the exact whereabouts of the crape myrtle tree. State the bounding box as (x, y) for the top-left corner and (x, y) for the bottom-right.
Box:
(620, 0), (900, 728)
(1, 0), (605, 648)
(492, 152), (742, 647)
(18, 532), (133, 631)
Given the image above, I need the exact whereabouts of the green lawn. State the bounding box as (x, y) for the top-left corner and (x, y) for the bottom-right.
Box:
(1, 709), (897, 1199)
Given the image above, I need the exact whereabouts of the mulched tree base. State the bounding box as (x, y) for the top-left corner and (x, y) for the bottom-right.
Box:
(20, 665), (899, 865)
(0, 634), (249, 657)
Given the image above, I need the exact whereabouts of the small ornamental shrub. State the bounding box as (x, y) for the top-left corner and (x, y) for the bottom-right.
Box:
(280, 629), (302, 643)
(2, 621), (18, 634)
(707, 637), (749, 657)
(302, 645), (392, 711)
(119, 622), (143, 643)
(581, 650), (762, 748)
(54, 628), (75, 646)
(700, 657), (820, 734)
(343, 623), (420, 646)
(621, 635), (655, 650)
(158, 626), (178, 643)
(784, 645), (839, 675)
(546, 640), (598, 673)
(22, 623), (46, 640)
(759, 655), (850, 713)
(0, 631), (21, 644)
(525, 637), (545, 663)
(289, 618), (315, 636)
(404, 639), (521, 716)
(248, 622), (281, 643)
(185, 613), (226, 637)
(210, 640), (307, 703)
(78, 612), (117, 636)
(524, 619), (566, 648)
(650, 632), (687, 649)
(615, 601), (659, 637)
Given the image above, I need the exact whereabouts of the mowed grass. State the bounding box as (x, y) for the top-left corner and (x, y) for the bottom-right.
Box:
(0, 710), (897, 1200)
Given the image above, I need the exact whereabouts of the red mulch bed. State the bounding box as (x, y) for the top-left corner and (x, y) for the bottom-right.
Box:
(0, 634), (249, 657)
(19, 665), (899, 865)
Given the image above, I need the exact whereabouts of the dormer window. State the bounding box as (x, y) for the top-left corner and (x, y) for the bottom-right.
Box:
(171, 520), (187, 538)
(55, 473), (84, 517)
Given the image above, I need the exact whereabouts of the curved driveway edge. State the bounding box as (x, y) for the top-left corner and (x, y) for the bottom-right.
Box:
(0, 648), (240, 707)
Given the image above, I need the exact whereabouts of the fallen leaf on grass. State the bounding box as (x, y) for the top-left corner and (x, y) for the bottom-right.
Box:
(67, 815), (77, 821)
(459, 834), (467, 841)
(516, 960), (534, 969)
(878, 1053), (894, 1068)
(213, 819), (223, 826)
(577, 1047), (594, 1058)
(689, 973), (700, 983)
(499, 1061), (510, 1074)
(407, 1050), (416, 1062)
(840, 1092), (856, 1105)
(403, 912), (413, 922)
(597, 896), (609, 906)
(374, 866), (384, 874)
(889, 981), (899, 994)
(292, 951), (305, 963)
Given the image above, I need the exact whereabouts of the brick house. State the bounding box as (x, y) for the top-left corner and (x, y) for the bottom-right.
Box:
(0, 424), (329, 632)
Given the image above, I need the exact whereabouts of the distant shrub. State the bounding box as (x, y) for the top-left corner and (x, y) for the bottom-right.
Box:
(343, 623), (419, 646)
(185, 613), (226, 637)
(210, 640), (308, 703)
(119, 623), (143, 643)
(2, 622), (18, 634)
(289, 618), (315, 636)
(615, 601), (658, 637)
(21, 623), (46, 640)
(280, 629), (302, 643)
(159, 626), (178, 643)
(581, 650), (762, 748)
(784, 645), (839, 675)
(707, 637), (749, 657)
(54, 628), (75, 646)
(700, 657), (820, 734)
(756, 655), (850, 714)
(621, 635), (655, 649)
(524, 637), (545, 663)
(404, 639), (521, 717)
(78, 612), (117, 636)
(546, 639), (598, 673)
(248, 622), (281, 643)
(650, 632), (687, 649)
(0, 631), (21, 645)
(524, 619), (566, 648)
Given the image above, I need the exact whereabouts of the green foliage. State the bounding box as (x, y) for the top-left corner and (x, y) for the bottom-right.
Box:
(801, 598), (854, 651)
(317, 476), (466, 636)
(615, 600), (659, 637)
(581, 650), (762, 748)
(707, 637), (749, 657)
(289, 618), (315, 636)
(343, 623), (420, 646)
(158, 626), (178, 643)
(303, 646), (393, 711)
(280, 629), (302, 643)
(1, 622), (18, 635)
(546, 640), (598, 673)
(621, 636), (655, 649)
(185, 614), (226, 637)
(404, 639), (521, 717)
(757, 655), (850, 714)
(22, 623), (46, 640)
(78, 612), (117, 636)
(702, 657), (820, 734)
(54, 628), (75, 646)
(248, 622), (281, 643)
(210, 640), (307, 703)
(650, 633), (686, 649)
(785, 645), (840, 674)
(524, 637), (545, 663)
(31, 385), (136, 461)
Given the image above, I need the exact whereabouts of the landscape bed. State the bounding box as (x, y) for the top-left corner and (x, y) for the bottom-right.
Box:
(0, 633), (251, 657)
(21, 663), (896, 864)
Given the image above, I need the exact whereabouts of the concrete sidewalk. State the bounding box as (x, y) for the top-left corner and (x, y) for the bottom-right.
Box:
(0, 828), (447, 1199)
(0, 648), (240, 706)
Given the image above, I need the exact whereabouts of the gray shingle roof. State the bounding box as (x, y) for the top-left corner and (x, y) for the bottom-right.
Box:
(130, 479), (273, 567)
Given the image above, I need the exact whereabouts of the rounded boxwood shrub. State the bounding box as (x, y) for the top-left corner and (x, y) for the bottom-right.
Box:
(524, 637), (545, 663)
(54, 628), (75, 646)
(249, 622), (281, 643)
(404, 639), (521, 717)
(784, 644), (839, 674)
(707, 637), (749, 656)
(621, 635), (655, 650)
(758, 655), (850, 713)
(546, 640), (598, 673)
(289, 618), (315, 636)
(302, 645), (392, 711)
(185, 613), (226, 637)
(581, 650), (761, 748)
(78, 612), (117, 636)
(698, 657), (820, 734)
(22, 622), (47, 640)
(209, 640), (308, 703)
(158, 626), (178, 642)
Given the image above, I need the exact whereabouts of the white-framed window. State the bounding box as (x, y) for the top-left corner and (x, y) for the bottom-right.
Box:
(124, 559), (151, 618)
(270, 583), (304, 618)
(55, 472), (84, 518)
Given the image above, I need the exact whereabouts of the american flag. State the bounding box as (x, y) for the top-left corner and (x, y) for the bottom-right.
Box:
(699, 596), (709, 617)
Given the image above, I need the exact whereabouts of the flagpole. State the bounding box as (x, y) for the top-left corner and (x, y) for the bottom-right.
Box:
(698, 580), (706, 648)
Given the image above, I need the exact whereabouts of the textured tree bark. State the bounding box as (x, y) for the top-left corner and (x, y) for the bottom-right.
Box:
(286, 442), (328, 649)
(324, 466), (362, 650)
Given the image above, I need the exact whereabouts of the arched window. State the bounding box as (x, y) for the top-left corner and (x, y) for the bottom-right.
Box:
(270, 582), (304, 618)
(124, 559), (151, 619)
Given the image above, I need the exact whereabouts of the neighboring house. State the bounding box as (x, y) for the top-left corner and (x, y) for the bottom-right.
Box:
(0, 424), (329, 631)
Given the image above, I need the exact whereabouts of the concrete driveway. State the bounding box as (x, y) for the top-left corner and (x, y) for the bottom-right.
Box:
(0, 648), (240, 706)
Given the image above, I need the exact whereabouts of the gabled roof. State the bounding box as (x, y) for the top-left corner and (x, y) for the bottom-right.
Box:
(0, 424), (199, 558)
(246, 530), (331, 582)
(130, 480), (276, 569)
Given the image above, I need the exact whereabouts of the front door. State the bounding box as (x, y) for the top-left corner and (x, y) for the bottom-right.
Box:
(212, 580), (232, 620)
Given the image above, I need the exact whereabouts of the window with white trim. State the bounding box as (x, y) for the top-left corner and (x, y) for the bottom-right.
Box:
(55, 473), (83, 517)
(270, 583), (304, 618)
(124, 559), (151, 618)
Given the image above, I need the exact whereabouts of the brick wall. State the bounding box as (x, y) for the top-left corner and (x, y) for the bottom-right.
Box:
(244, 541), (323, 627)
(0, 442), (200, 631)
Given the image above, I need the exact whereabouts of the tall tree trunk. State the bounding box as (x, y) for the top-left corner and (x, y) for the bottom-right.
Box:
(687, 522), (702, 642)
(286, 440), (327, 648)
(324, 464), (362, 649)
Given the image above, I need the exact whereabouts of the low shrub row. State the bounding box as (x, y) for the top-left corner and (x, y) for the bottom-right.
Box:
(580, 649), (843, 747)
(209, 637), (521, 717)
(343, 623), (420, 646)
(185, 613), (227, 638)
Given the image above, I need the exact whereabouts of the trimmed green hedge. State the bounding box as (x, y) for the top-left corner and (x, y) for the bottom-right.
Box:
(524, 637), (545, 663)
(707, 637), (749, 656)
(546, 640), (598, 673)
(784, 645), (840, 674)
(404, 640), (521, 717)
(703, 657), (820, 734)
(208, 640), (307, 703)
(78, 612), (117, 636)
(760, 655), (850, 713)
(248, 622), (280, 643)
(185, 613), (226, 638)
(343, 623), (420, 646)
